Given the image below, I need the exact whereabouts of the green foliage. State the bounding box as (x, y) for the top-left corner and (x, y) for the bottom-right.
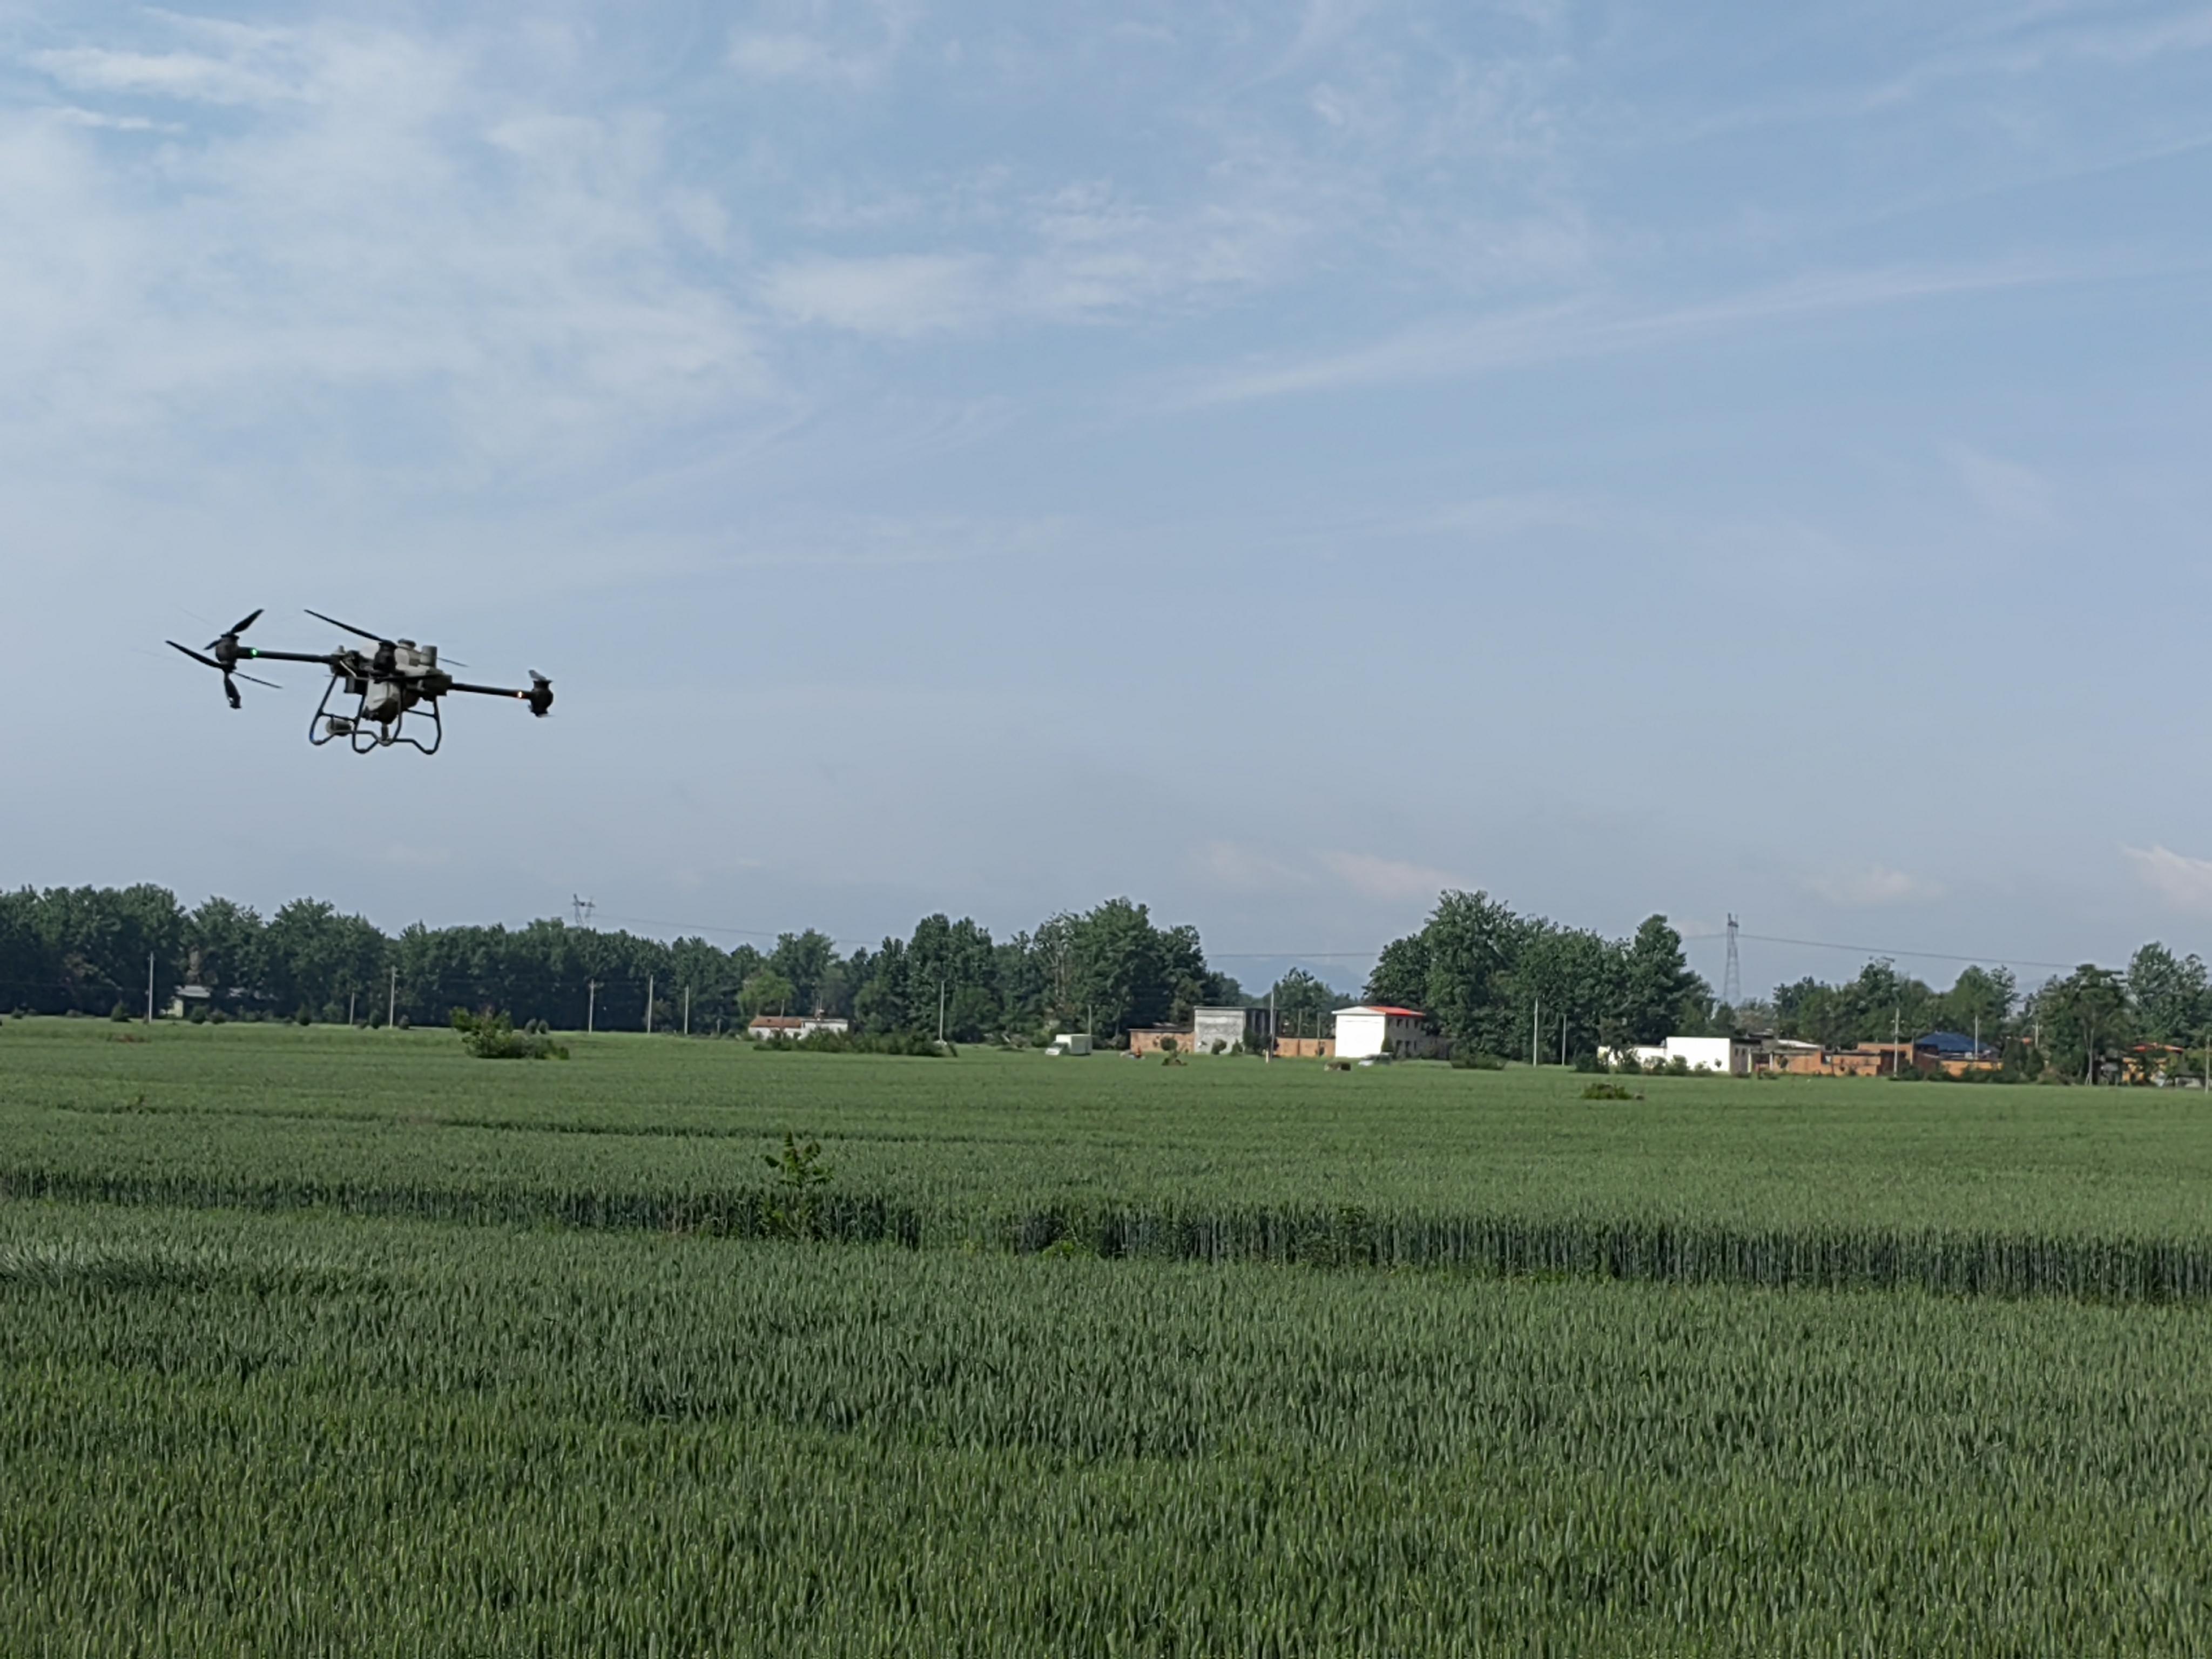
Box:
(2127, 943), (2208, 1045)
(1370, 892), (1711, 1060)
(450, 1009), (569, 1061)
(1449, 1050), (1506, 1070)
(2027, 964), (2134, 1083)
(790, 1028), (950, 1057)
(106, 1003), (130, 1023)
(761, 1132), (833, 1239)
(739, 968), (796, 1020)
(1265, 968), (1343, 1038)
(1582, 1081), (1641, 1101)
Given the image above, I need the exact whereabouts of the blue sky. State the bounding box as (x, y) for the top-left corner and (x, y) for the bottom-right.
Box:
(3, 0), (2210, 996)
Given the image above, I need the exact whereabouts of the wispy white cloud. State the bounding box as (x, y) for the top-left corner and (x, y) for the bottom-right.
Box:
(1809, 866), (1945, 908)
(4, 16), (763, 481)
(1953, 447), (2055, 525)
(2124, 845), (2212, 916)
(1191, 841), (1316, 892)
(1321, 851), (1466, 903)
(729, 0), (917, 88)
(28, 42), (297, 106)
(761, 253), (989, 335)
(1181, 259), (2102, 406)
(1873, 5), (2212, 104)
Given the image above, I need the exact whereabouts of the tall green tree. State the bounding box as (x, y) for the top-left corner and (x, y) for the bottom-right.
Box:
(1614, 915), (1700, 1046)
(2126, 943), (2206, 1045)
(1267, 968), (1345, 1038)
(2029, 965), (2133, 1083)
(740, 969), (797, 1020)
(1938, 965), (2017, 1043)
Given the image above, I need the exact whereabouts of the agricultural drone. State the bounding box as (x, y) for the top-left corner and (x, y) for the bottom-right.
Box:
(167, 609), (553, 756)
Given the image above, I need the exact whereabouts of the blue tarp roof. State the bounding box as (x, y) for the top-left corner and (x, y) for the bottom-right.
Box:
(1914, 1030), (1992, 1055)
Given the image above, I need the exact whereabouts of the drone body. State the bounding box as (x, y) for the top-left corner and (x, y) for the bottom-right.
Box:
(167, 609), (552, 755)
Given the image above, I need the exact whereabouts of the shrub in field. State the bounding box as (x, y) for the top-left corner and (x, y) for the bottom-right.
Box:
(1582, 1081), (1641, 1101)
(450, 1009), (569, 1061)
(107, 1003), (130, 1023)
(1451, 1051), (1506, 1070)
(763, 1132), (834, 1238)
(794, 1029), (951, 1057)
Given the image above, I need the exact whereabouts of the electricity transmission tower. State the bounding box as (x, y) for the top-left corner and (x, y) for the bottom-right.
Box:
(1722, 915), (1742, 1008)
(571, 894), (596, 928)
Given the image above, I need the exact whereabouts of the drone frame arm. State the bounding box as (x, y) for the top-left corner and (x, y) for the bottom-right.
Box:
(445, 680), (534, 699)
(235, 648), (349, 669)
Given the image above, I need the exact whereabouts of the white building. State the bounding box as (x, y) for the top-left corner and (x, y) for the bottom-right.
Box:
(748, 1015), (851, 1041)
(1603, 1035), (1754, 1075)
(1334, 1005), (1444, 1061)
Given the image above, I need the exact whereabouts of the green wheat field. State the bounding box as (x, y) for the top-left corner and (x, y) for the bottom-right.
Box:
(5, 1019), (2212, 1655)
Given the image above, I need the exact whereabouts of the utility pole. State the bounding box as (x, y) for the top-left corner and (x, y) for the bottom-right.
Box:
(387, 966), (397, 1030)
(1722, 915), (1742, 1009)
(145, 953), (155, 1024)
(587, 979), (597, 1034)
(683, 985), (691, 1037)
(1532, 995), (1541, 1067)
(1268, 986), (1276, 1062)
(1891, 1006), (1900, 1076)
(1560, 1011), (1567, 1067)
(938, 977), (948, 1043)
(645, 974), (654, 1035)
(348, 991), (356, 1028)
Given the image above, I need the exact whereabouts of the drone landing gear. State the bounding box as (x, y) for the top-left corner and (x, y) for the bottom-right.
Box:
(308, 676), (443, 756)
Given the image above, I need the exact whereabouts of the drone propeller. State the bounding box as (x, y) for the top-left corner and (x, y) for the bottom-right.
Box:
(204, 608), (263, 652)
(305, 608), (393, 646)
(167, 640), (280, 710)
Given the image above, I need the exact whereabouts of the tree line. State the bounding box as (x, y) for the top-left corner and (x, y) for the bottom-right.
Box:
(0, 886), (1242, 1040)
(1363, 891), (1707, 1062)
(1755, 944), (2212, 1082)
(1368, 891), (2211, 1081)
(6, 881), (2201, 1076)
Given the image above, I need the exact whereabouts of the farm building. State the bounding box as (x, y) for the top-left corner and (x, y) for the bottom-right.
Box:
(1606, 1035), (1757, 1075)
(165, 984), (213, 1020)
(1334, 1006), (1444, 1061)
(1754, 1036), (1997, 1078)
(1193, 1006), (1274, 1054)
(747, 1015), (852, 1041)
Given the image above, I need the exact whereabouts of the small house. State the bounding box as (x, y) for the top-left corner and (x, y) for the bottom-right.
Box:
(1334, 1005), (1443, 1061)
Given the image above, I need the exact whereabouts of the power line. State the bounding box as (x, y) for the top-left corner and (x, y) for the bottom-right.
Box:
(1683, 929), (2089, 974)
